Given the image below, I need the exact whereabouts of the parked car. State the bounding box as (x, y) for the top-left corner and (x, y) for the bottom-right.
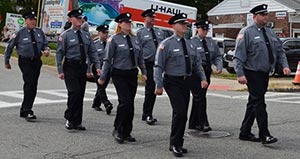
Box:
(223, 37), (300, 76)
(212, 37), (236, 68)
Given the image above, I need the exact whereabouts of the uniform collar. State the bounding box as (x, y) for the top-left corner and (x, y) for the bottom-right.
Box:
(26, 27), (36, 32)
(120, 32), (131, 38)
(173, 34), (184, 42)
(71, 26), (81, 33)
(195, 35), (206, 41)
(146, 26), (154, 31)
(253, 22), (265, 31)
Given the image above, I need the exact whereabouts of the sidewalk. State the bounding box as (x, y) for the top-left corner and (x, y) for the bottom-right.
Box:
(209, 76), (300, 92)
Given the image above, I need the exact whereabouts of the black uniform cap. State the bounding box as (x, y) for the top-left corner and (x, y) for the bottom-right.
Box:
(67, 9), (83, 18)
(194, 20), (210, 30)
(115, 12), (132, 23)
(250, 4), (268, 15)
(23, 10), (37, 19)
(168, 13), (188, 25)
(96, 24), (109, 33)
(141, 9), (156, 17)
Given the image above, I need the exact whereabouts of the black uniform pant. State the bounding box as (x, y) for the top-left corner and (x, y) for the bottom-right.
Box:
(112, 68), (138, 138)
(18, 57), (42, 116)
(142, 61), (156, 119)
(91, 64), (111, 107)
(63, 60), (87, 126)
(163, 75), (190, 147)
(189, 67), (211, 128)
(240, 69), (271, 138)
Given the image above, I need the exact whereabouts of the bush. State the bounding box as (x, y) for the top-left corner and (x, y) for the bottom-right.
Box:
(48, 42), (57, 50)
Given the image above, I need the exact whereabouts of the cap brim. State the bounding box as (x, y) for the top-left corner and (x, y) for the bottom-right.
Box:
(145, 14), (155, 17)
(176, 20), (189, 24)
(255, 10), (268, 15)
(119, 19), (132, 23)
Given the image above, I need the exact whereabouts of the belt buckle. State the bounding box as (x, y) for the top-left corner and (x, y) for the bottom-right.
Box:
(183, 76), (187, 80)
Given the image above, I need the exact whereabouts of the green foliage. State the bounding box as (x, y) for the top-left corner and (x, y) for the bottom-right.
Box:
(0, 0), (16, 32)
(48, 42), (57, 50)
(0, 46), (56, 66)
(0, 0), (39, 32)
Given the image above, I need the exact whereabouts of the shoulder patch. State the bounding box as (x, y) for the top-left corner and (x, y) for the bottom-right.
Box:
(236, 34), (244, 40)
(11, 33), (16, 39)
(159, 43), (164, 50)
(107, 37), (112, 43)
(58, 36), (63, 42)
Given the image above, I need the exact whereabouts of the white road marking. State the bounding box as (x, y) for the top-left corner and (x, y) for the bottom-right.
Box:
(0, 88), (299, 108)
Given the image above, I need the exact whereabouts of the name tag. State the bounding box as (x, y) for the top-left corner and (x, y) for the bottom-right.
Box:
(158, 32), (161, 35)
(70, 39), (75, 42)
(173, 49), (180, 52)
(23, 38), (29, 41)
(118, 44), (125, 47)
(254, 36), (260, 39)
(97, 49), (102, 51)
(38, 34), (41, 37)
(144, 35), (150, 38)
(197, 47), (202, 50)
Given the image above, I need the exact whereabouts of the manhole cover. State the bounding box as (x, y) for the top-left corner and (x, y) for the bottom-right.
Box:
(185, 130), (231, 138)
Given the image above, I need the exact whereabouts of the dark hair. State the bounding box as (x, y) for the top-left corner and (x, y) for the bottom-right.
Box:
(83, 16), (87, 21)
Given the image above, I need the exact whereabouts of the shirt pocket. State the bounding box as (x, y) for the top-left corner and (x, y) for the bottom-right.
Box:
(170, 49), (184, 65)
(252, 38), (265, 54)
(19, 36), (32, 46)
(271, 37), (282, 52)
(117, 43), (129, 57)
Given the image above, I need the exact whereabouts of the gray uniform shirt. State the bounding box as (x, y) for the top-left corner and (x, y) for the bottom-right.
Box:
(234, 23), (289, 77)
(154, 34), (206, 88)
(93, 38), (106, 66)
(136, 27), (165, 61)
(86, 38), (106, 73)
(56, 27), (100, 74)
(191, 36), (223, 71)
(99, 32), (147, 81)
(5, 27), (48, 64)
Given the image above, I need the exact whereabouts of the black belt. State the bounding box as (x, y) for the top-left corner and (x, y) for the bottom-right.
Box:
(164, 74), (190, 80)
(65, 58), (85, 65)
(19, 55), (40, 61)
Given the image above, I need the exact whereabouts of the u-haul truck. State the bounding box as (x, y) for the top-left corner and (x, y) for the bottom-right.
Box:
(119, 0), (197, 29)
(78, 0), (197, 36)
(40, 0), (197, 37)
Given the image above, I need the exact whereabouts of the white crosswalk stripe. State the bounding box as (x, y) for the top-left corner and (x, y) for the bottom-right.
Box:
(0, 87), (168, 108)
(0, 87), (298, 108)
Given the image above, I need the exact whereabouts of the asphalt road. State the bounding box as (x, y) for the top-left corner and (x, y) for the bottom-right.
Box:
(1, 56), (300, 159)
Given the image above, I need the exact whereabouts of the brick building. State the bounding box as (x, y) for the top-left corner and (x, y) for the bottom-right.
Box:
(207, 0), (300, 39)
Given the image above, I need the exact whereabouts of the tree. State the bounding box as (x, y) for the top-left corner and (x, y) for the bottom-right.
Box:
(0, 0), (40, 32)
(0, 0), (17, 32)
(163, 0), (223, 19)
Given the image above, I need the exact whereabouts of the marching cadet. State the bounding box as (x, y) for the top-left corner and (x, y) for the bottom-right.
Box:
(188, 20), (222, 132)
(56, 9), (101, 131)
(234, 4), (290, 144)
(154, 13), (208, 157)
(4, 10), (50, 122)
(90, 24), (113, 114)
(137, 9), (166, 125)
(98, 12), (147, 144)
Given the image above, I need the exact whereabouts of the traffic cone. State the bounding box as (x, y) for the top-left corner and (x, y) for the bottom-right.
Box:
(292, 61), (300, 85)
